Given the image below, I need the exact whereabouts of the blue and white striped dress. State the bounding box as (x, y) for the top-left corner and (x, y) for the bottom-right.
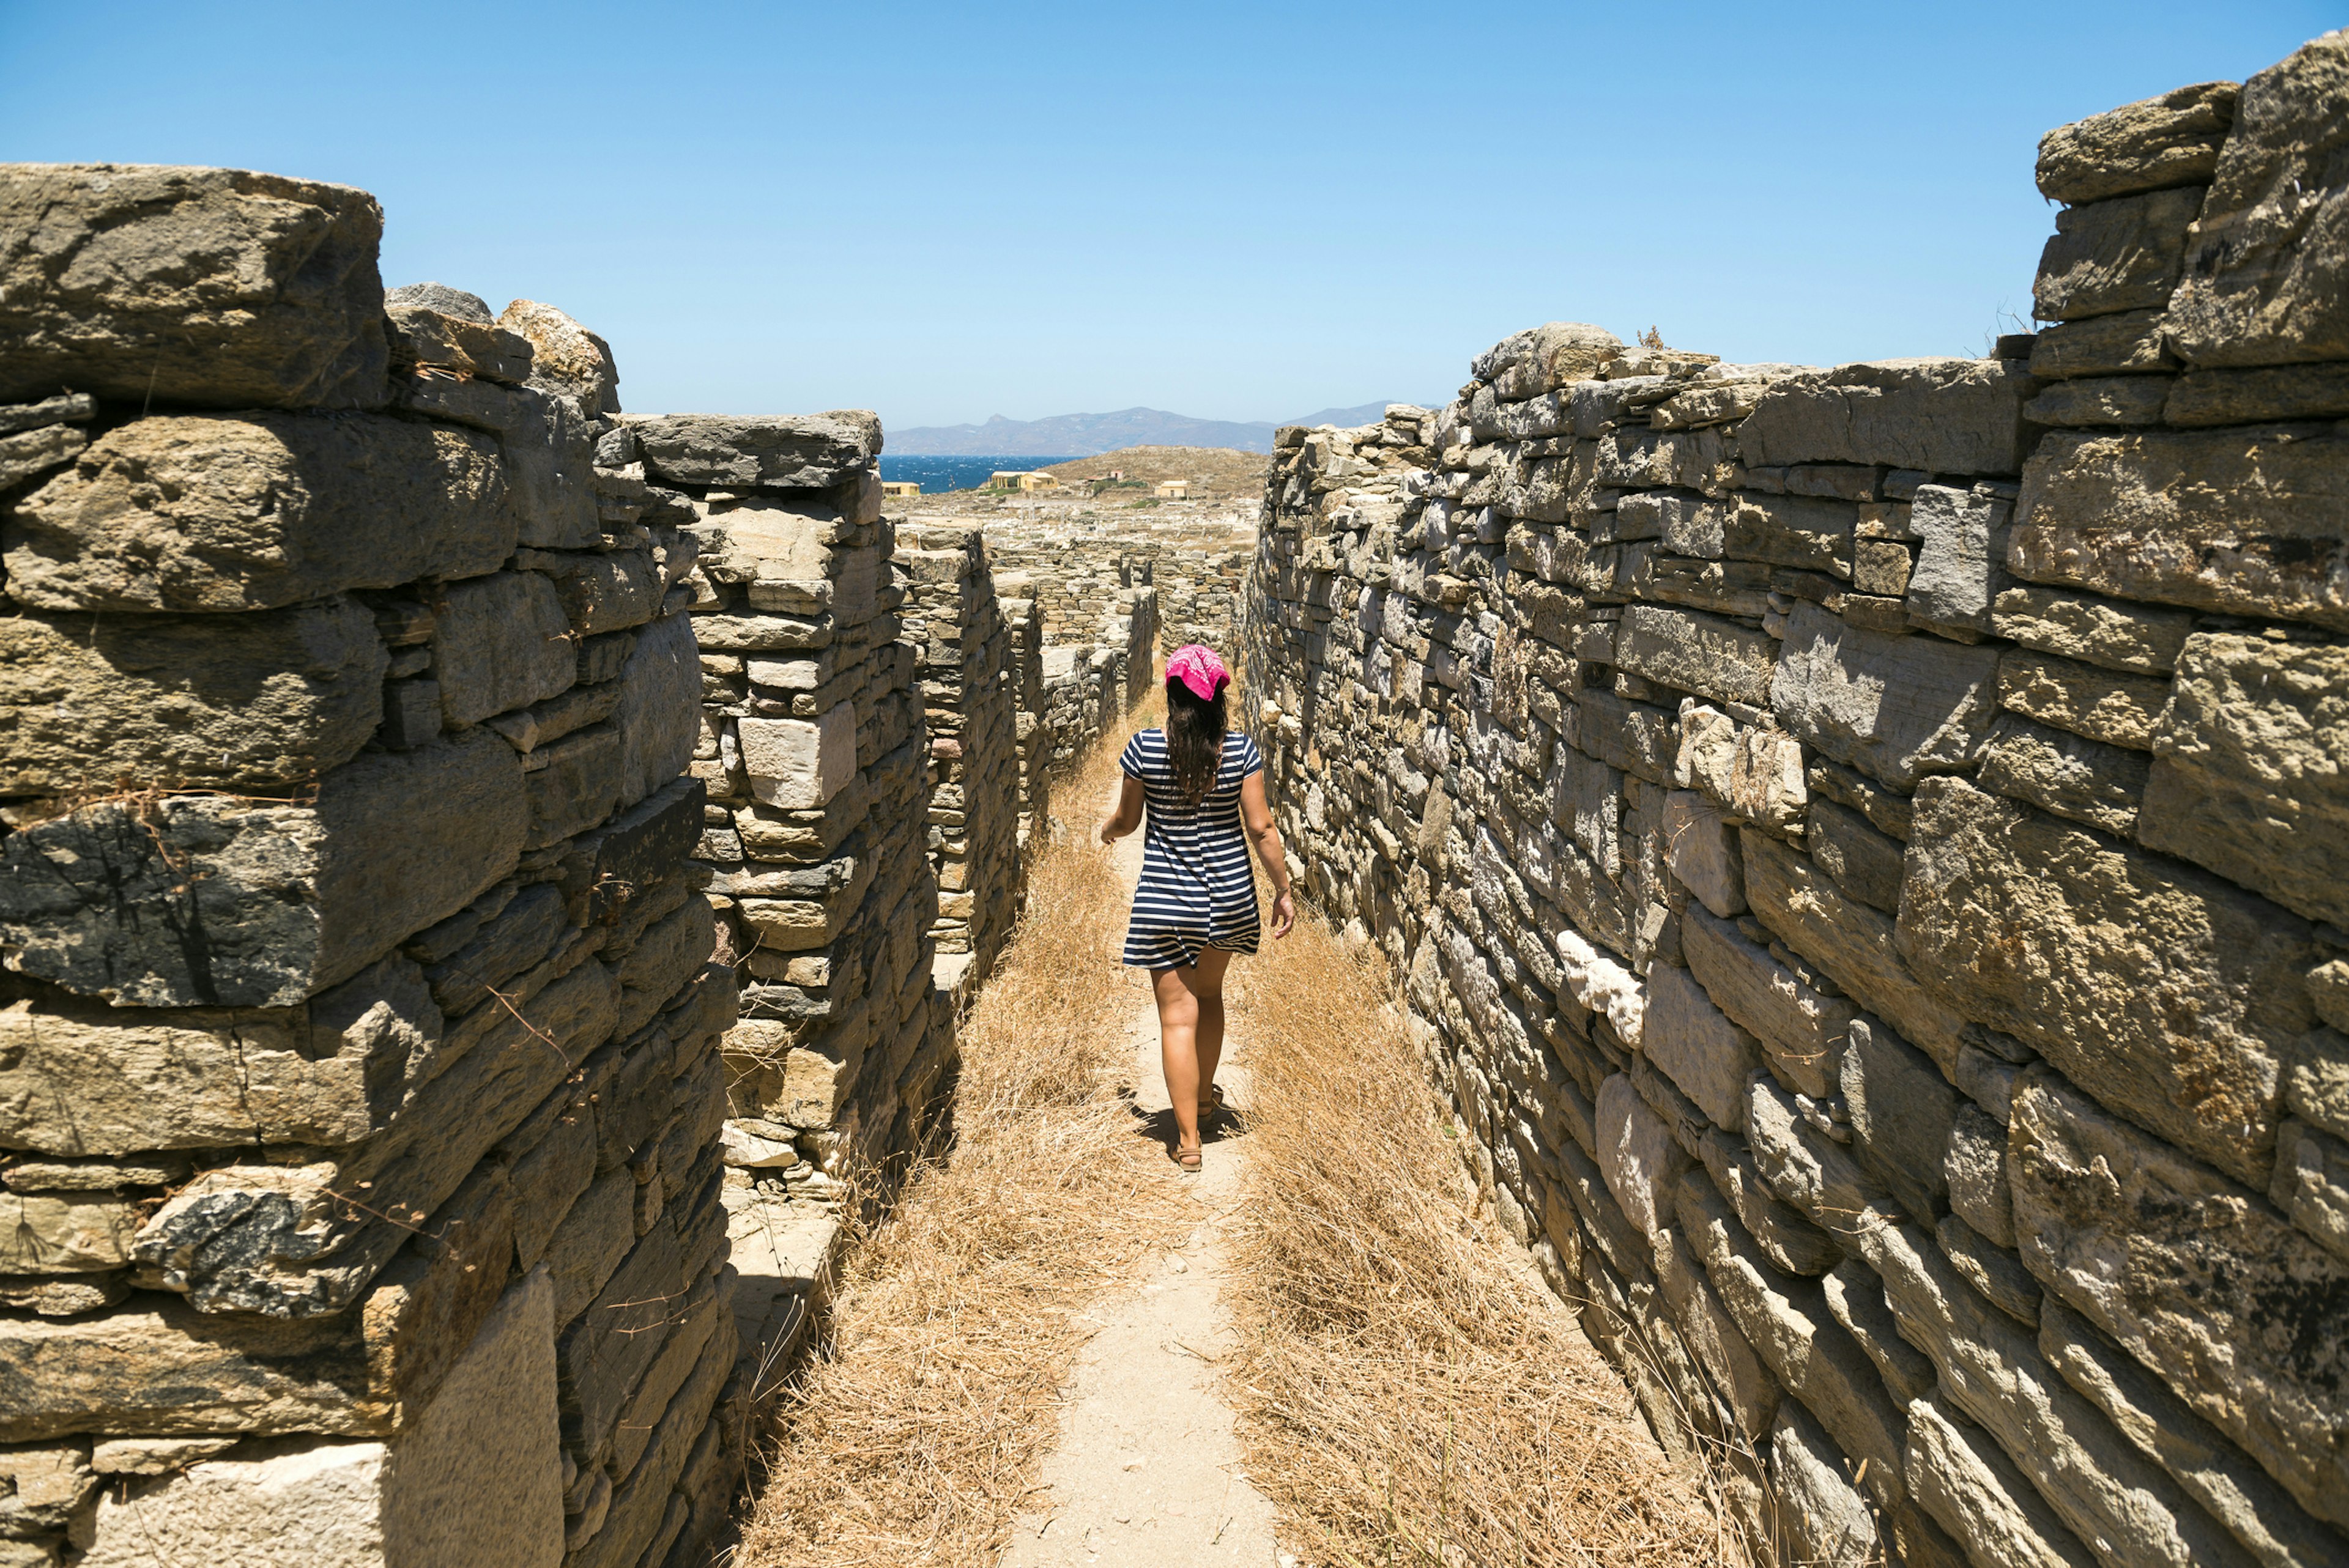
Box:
(1119, 728), (1265, 969)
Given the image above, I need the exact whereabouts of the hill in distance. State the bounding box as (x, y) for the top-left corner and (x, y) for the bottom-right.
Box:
(1034, 446), (1269, 498)
(887, 401), (1419, 456)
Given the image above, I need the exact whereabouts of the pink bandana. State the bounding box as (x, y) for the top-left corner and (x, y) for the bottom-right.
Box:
(1165, 643), (1230, 701)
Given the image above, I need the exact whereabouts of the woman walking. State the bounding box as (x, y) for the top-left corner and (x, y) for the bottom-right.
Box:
(1099, 644), (1296, 1173)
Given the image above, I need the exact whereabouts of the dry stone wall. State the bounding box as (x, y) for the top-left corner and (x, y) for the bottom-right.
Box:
(0, 168), (733, 1567)
(899, 522), (1023, 986)
(1245, 34), (2349, 1568)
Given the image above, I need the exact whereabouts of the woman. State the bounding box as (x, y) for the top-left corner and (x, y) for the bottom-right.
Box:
(1099, 643), (1296, 1173)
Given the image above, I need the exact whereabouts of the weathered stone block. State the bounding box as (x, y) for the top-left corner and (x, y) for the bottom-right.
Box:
(2167, 34), (2349, 367)
(1771, 1401), (1881, 1567)
(1997, 648), (2172, 751)
(2028, 309), (2176, 380)
(0, 165), (388, 410)
(1614, 604), (1776, 708)
(2033, 187), (2203, 320)
(2022, 374), (2175, 426)
(0, 956), (437, 1155)
(738, 704), (855, 810)
(431, 571), (576, 729)
(0, 599), (385, 795)
(2139, 634), (2349, 930)
(383, 303), (532, 383)
(631, 413), (880, 490)
(2009, 1068), (2349, 1529)
(1906, 1391), (2097, 1568)
(1899, 777), (2314, 1185)
(610, 612), (702, 812)
(1472, 321), (1623, 399)
(1944, 1101), (2016, 1248)
(499, 300), (618, 421)
(1596, 1073), (1687, 1238)
(0, 730), (527, 1007)
(1680, 904), (1853, 1100)
(1723, 493), (1855, 577)
(1805, 796), (1904, 915)
(1989, 585), (2193, 676)
(2009, 425), (2349, 633)
(2166, 361), (2349, 425)
(1906, 484), (2011, 632)
(1842, 1016), (1954, 1223)
(1661, 790), (1742, 918)
(6, 413), (512, 613)
(2036, 80), (2236, 202)
(1738, 359), (2036, 477)
(2271, 1117), (2349, 1264)
(1772, 602), (2000, 789)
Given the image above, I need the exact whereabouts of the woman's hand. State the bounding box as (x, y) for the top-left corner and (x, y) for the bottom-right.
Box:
(1269, 888), (1296, 939)
(1098, 818), (1121, 846)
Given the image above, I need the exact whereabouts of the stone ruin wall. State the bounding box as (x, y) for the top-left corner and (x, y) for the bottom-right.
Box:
(0, 160), (1233, 1564)
(0, 169), (729, 1566)
(1244, 35), (2349, 1568)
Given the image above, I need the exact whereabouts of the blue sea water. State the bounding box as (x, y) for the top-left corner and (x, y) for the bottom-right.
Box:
(878, 454), (1083, 495)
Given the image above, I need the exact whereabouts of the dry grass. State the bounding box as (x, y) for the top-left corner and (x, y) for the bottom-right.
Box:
(736, 714), (1187, 1568)
(1222, 916), (1746, 1568)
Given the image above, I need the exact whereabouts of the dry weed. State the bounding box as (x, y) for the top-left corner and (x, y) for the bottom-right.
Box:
(737, 709), (1187, 1568)
(1223, 915), (1745, 1568)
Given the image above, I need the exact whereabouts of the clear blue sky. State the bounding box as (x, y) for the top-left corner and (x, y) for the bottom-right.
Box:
(2, 2), (2337, 432)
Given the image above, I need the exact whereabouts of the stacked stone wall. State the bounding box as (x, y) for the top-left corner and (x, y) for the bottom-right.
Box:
(1244, 37), (2349, 1568)
(658, 417), (951, 1222)
(0, 168), (733, 1567)
(898, 522), (1023, 985)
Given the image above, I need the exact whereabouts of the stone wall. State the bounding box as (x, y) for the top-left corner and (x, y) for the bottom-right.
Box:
(899, 522), (1023, 986)
(659, 418), (952, 1216)
(0, 168), (732, 1567)
(1244, 36), (2349, 1568)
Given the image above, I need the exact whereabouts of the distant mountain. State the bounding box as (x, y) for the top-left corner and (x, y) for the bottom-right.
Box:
(887, 401), (1426, 456)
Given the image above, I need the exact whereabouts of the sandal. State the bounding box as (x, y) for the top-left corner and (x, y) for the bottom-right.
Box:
(1198, 1083), (1226, 1124)
(1173, 1141), (1202, 1174)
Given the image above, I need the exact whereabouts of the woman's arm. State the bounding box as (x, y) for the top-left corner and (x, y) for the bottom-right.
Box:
(1239, 771), (1296, 939)
(1099, 775), (1145, 845)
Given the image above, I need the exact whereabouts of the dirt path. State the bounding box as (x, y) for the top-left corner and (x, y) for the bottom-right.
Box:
(998, 832), (1282, 1568)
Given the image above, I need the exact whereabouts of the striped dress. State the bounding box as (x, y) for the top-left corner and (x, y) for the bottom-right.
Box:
(1119, 727), (1265, 969)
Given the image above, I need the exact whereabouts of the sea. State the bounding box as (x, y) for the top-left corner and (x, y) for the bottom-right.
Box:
(878, 454), (1083, 495)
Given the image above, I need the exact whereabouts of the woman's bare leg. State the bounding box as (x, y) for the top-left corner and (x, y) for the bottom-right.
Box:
(1153, 950), (1232, 1156)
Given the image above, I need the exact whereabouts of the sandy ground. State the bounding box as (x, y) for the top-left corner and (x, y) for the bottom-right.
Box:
(999, 832), (1282, 1568)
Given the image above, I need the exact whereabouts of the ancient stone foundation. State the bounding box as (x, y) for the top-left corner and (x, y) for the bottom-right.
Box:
(1245, 34), (2349, 1568)
(0, 168), (730, 1566)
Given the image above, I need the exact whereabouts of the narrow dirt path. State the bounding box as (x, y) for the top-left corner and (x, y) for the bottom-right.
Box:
(999, 831), (1282, 1568)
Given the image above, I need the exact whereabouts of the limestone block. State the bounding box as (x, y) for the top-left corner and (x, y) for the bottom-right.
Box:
(2009, 424), (2349, 633)
(1614, 604), (1775, 708)
(1696, 1126), (1841, 1275)
(1943, 1102), (2016, 1247)
(529, 549), (665, 638)
(0, 730), (527, 1008)
(1641, 960), (1760, 1131)
(1737, 359), (2036, 476)
(431, 571), (576, 730)
(1823, 1257), (1935, 1405)
(1595, 1073), (1686, 1239)
(1805, 797), (1904, 914)
(1977, 715), (2150, 836)
(1653, 1219), (1779, 1440)
(1727, 724), (1806, 834)
(2036, 80), (2237, 202)
(739, 704), (856, 810)
(1772, 1401), (1881, 1567)
(2167, 362), (2349, 425)
(631, 412), (879, 490)
(1721, 493), (1855, 577)
(1771, 602), (2000, 789)
(499, 300), (618, 420)
(1743, 834), (1972, 1072)
(2033, 187), (2203, 321)
(1899, 777), (2314, 1185)
(525, 724), (624, 850)
(2009, 1068), (2349, 1529)
(1841, 1016), (1955, 1223)
(2029, 309), (2177, 380)
(1997, 649), (2172, 750)
(1472, 321), (1622, 399)
(610, 611), (702, 811)
(89, 1436), (238, 1474)
(1661, 791), (1742, 918)
(1906, 1391), (2097, 1568)
(1991, 590), (2191, 682)
(0, 1191), (136, 1271)
(6, 413), (511, 613)
(2038, 1296), (2348, 1568)
(1936, 1211), (2041, 1326)
(1681, 906), (1853, 1100)
(2270, 1117), (2349, 1263)
(2167, 34), (2349, 367)
(2024, 374), (2175, 427)
(0, 165), (388, 409)
(2138, 634), (2349, 930)
(1906, 484), (2011, 632)
(0, 599), (385, 795)
(393, 377), (598, 550)
(382, 303), (532, 383)
(0, 423), (84, 494)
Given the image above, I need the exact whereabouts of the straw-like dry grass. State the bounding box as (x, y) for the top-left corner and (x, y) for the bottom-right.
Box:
(1222, 915), (1746, 1568)
(737, 716), (1188, 1568)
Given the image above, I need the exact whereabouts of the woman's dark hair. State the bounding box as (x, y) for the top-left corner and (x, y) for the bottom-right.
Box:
(1165, 675), (1228, 807)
